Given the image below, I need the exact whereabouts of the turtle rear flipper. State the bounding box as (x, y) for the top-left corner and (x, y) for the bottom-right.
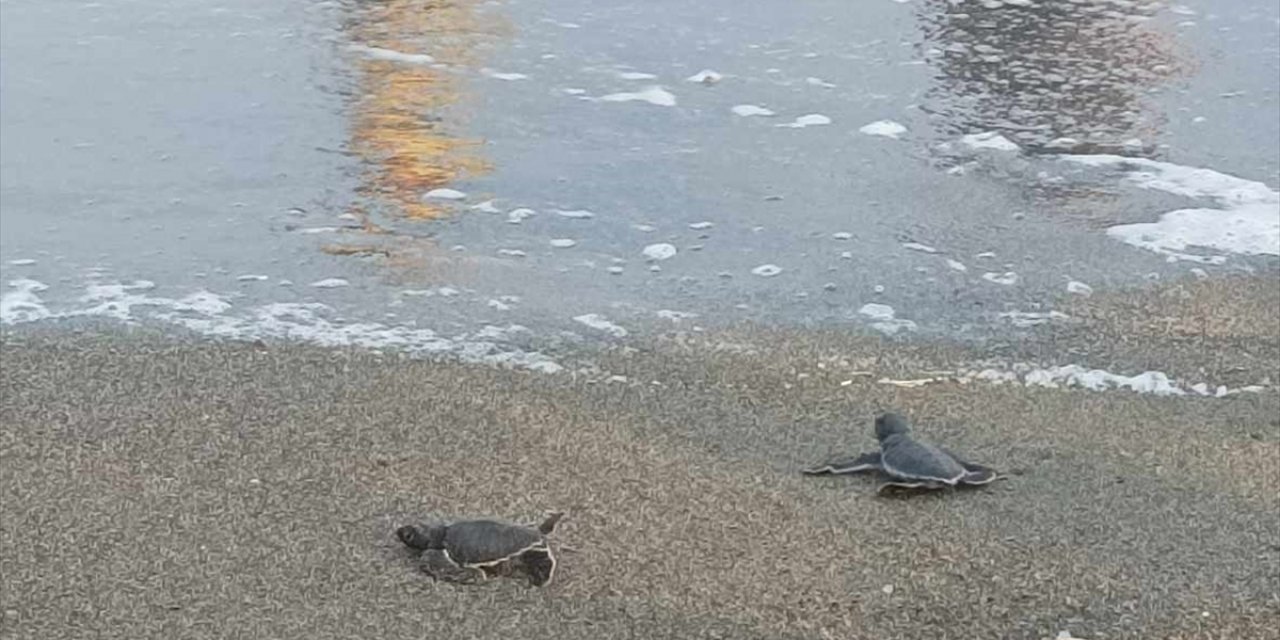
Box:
(937, 447), (1001, 485)
(520, 547), (557, 587)
(959, 464), (1000, 485)
(802, 451), (882, 475)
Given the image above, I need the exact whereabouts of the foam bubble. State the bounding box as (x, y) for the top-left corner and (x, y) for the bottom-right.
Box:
(859, 120), (908, 139)
(776, 114), (831, 128)
(732, 104), (775, 117)
(598, 86), (676, 106)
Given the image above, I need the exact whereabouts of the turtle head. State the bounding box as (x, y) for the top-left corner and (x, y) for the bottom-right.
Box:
(396, 525), (427, 550)
(874, 412), (911, 441)
(396, 524), (446, 551)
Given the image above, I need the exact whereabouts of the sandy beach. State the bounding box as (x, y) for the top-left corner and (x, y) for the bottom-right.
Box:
(2, 314), (1276, 640)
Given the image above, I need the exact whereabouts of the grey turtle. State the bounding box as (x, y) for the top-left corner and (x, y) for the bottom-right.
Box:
(396, 512), (563, 586)
(802, 412), (1000, 495)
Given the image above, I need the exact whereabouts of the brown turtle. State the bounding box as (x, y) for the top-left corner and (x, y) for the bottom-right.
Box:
(396, 512), (563, 586)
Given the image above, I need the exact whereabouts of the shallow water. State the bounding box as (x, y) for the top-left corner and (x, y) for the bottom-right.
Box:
(2, 0), (1277, 356)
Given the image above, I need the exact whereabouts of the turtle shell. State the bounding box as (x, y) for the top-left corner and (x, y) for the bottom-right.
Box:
(442, 520), (547, 567)
(879, 433), (967, 484)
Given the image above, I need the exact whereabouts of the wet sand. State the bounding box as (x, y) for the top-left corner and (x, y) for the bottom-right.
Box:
(2, 321), (1277, 640)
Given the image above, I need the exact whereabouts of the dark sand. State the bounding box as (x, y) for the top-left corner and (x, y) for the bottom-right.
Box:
(2, 312), (1278, 640)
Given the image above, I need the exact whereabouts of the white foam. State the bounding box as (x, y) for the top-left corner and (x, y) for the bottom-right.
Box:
(686, 70), (723, 83)
(481, 69), (528, 81)
(7, 259), (36, 266)
(946, 259), (968, 272)
(732, 104), (775, 117)
(541, 19), (581, 29)
(598, 86), (676, 106)
(573, 313), (628, 337)
(1019, 365), (1184, 396)
(237, 274), (269, 282)
(1066, 281), (1094, 296)
(507, 208), (536, 224)
(1061, 155), (1280, 260)
(998, 310), (1070, 328)
(310, 278), (350, 288)
(616, 71), (657, 80)
(642, 243), (677, 261)
(859, 120), (907, 139)
(3, 281), (564, 373)
(347, 44), (434, 65)
(961, 131), (1020, 152)
(902, 242), (938, 254)
(497, 249), (527, 258)
(777, 114), (831, 128)
(688, 221), (714, 230)
(1, 279), (52, 323)
(424, 188), (467, 200)
(857, 303), (896, 322)
(805, 77), (836, 88)
(470, 200), (501, 213)
(656, 309), (697, 322)
(857, 303), (917, 335)
(982, 272), (1019, 286)
(555, 209), (596, 219)
(176, 290), (233, 316)
(751, 264), (783, 277)
(550, 239), (577, 248)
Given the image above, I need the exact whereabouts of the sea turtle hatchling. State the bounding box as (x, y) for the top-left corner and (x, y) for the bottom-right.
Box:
(802, 412), (1000, 495)
(396, 512), (563, 586)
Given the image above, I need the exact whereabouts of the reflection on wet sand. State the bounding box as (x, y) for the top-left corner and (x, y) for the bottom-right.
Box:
(342, 0), (500, 222)
(916, 0), (1189, 156)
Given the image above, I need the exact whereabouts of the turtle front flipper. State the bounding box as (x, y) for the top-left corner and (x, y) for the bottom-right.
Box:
(520, 547), (557, 587)
(537, 511), (565, 535)
(876, 479), (947, 495)
(421, 549), (487, 584)
(802, 451), (882, 475)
